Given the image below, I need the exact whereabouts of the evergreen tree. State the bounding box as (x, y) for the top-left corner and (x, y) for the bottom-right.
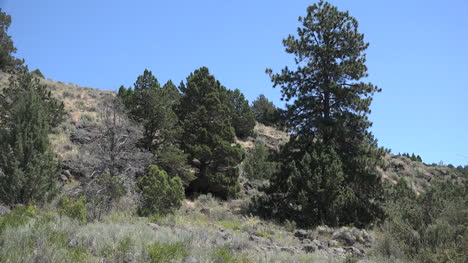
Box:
(416, 155), (422, 162)
(118, 70), (193, 185)
(178, 67), (244, 199)
(251, 94), (277, 126)
(0, 9), (24, 73)
(227, 89), (256, 138)
(0, 73), (65, 205)
(261, 1), (385, 227)
(137, 165), (184, 216)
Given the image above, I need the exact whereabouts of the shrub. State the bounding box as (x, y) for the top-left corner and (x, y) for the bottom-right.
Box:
(137, 165), (184, 217)
(58, 196), (86, 223)
(145, 241), (189, 263)
(0, 205), (36, 233)
(379, 179), (467, 262)
(243, 142), (278, 180)
(84, 173), (126, 221)
(80, 113), (95, 125)
(211, 245), (251, 263)
(31, 68), (44, 78)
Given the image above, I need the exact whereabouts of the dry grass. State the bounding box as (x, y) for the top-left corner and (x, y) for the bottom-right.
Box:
(0, 72), (113, 161)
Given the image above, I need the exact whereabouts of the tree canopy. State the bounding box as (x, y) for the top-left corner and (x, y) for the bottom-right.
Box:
(259, 1), (386, 227)
(0, 73), (65, 205)
(0, 9), (24, 73)
(178, 67), (244, 199)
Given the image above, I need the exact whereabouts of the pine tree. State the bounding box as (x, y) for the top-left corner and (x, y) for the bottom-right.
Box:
(0, 9), (24, 73)
(227, 89), (256, 138)
(251, 94), (277, 126)
(178, 67), (244, 199)
(261, 1), (385, 227)
(118, 70), (193, 185)
(0, 73), (65, 205)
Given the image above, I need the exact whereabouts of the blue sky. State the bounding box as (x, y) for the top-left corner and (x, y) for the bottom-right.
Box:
(2, 0), (467, 166)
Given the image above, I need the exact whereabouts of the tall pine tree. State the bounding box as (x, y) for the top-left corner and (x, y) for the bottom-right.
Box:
(178, 67), (244, 199)
(0, 73), (65, 205)
(260, 1), (385, 227)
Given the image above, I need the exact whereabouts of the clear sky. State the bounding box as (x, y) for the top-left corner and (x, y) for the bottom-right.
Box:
(2, 0), (467, 166)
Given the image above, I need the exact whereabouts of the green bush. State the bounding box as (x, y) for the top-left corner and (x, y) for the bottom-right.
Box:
(58, 196), (86, 223)
(137, 165), (184, 217)
(379, 179), (467, 262)
(31, 68), (44, 78)
(211, 245), (251, 263)
(0, 205), (36, 233)
(243, 142), (278, 180)
(145, 241), (189, 263)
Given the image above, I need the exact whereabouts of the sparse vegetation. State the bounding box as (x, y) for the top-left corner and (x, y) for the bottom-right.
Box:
(0, 2), (466, 263)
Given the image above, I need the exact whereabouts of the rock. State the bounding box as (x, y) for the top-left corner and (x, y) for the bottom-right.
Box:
(123, 253), (136, 263)
(316, 226), (334, 235)
(345, 246), (365, 257)
(331, 247), (346, 255)
(60, 173), (69, 181)
(147, 223), (160, 230)
(332, 229), (355, 246)
(311, 239), (326, 250)
(294, 229), (313, 240)
(302, 244), (317, 253)
(68, 238), (79, 248)
(294, 229), (309, 239)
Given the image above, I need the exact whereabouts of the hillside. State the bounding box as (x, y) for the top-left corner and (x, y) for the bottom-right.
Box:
(0, 72), (466, 262)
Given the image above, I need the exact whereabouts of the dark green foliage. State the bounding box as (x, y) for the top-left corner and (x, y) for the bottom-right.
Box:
(226, 89), (256, 138)
(380, 179), (467, 262)
(261, 1), (385, 227)
(0, 9), (24, 73)
(31, 68), (45, 78)
(119, 70), (180, 151)
(401, 153), (423, 162)
(243, 142), (278, 180)
(137, 165), (184, 216)
(251, 94), (279, 126)
(118, 70), (193, 185)
(178, 67), (244, 199)
(145, 241), (189, 263)
(58, 196), (87, 223)
(0, 73), (66, 205)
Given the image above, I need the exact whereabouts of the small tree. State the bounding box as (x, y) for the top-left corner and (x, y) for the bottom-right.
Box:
(0, 73), (65, 205)
(251, 94), (278, 126)
(0, 9), (24, 73)
(137, 165), (184, 216)
(226, 89), (256, 138)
